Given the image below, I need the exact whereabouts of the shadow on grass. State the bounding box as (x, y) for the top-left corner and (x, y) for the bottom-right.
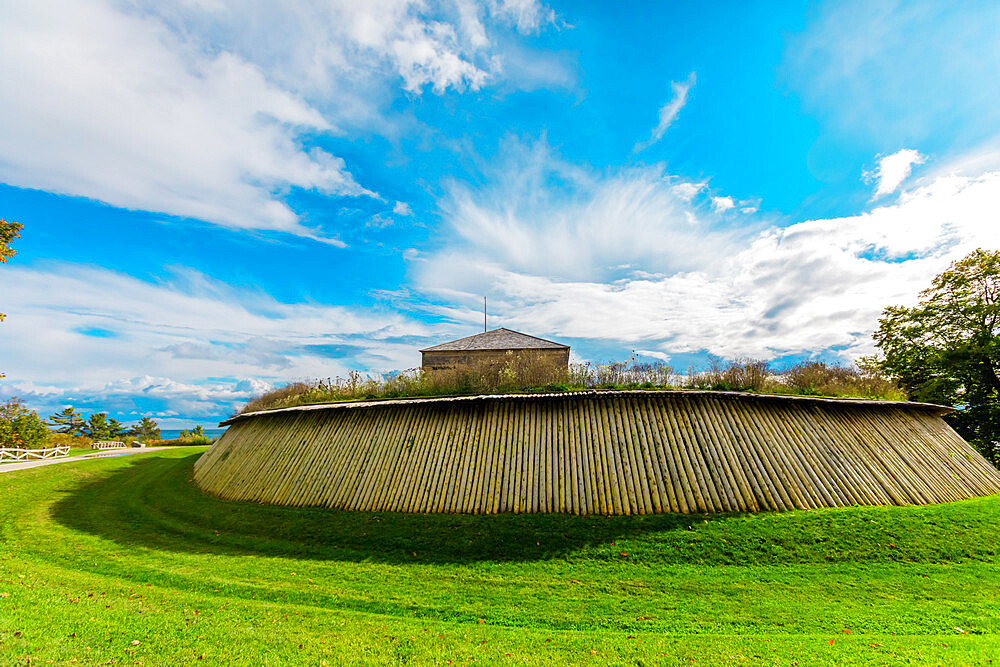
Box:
(50, 452), (718, 565)
(51, 452), (1000, 567)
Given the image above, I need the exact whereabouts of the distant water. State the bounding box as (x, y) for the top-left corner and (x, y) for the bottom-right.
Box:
(158, 428), (227, 440)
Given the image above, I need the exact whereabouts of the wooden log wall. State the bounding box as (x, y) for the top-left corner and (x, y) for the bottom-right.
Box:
(193, 392), (1000, 514)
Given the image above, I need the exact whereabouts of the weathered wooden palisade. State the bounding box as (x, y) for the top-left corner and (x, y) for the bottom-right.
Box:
(194, 391), (1000, 514)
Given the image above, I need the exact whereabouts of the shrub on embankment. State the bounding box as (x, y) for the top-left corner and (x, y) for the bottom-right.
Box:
(239, 356), (905, 415)
(152, 435), (215, 446)
(151, 426), (215, 446)
(44, 432), (93, 448)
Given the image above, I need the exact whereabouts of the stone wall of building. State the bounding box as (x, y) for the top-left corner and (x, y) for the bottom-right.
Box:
(421, 348), (570, 371)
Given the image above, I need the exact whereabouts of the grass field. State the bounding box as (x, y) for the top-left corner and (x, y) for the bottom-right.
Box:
(1, 447), (999, 665)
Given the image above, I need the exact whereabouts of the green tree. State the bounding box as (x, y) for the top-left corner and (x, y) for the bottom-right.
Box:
(872, 248), (1000, 464)
(129, 417), (161, 440)
(84, 413), (112, 441)
(0, 397), (48, 449)
(179, 425), (206, 440)
(106, 416), (127, 439)
(47, 407), (86, 435)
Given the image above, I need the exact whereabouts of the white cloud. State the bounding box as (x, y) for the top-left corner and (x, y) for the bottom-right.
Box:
(417, 147), (1000, 362)
(671, 181), (705, 202)
(635, 350), (672, 363)
(865, 148), (926, 197)
(390, 19), (490, 93)
(711, 196), (735, 213)
(133, 0), (558, 102)
(0, 0), (558, 238)
(633, 72), (696, 153)
(12, 375), (271, 429)
(0, 1), (370, 239)
(366, 213), (396, 229)
(0, 264), (435, 420)
(394, 201), (414, 215)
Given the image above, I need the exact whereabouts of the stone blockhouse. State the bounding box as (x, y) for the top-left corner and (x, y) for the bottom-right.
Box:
(420, 328), (570, 371)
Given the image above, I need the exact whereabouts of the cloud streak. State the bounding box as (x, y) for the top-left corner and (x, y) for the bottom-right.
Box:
(634, 72), (696, 153)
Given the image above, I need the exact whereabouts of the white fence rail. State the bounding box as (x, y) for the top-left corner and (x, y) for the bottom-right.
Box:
(92, 441), (127, 450)
(0, 446), (71, 461)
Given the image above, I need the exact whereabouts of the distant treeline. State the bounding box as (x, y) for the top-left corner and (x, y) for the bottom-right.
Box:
(240, 355), (903, 415)
(0, 400), (212, 449)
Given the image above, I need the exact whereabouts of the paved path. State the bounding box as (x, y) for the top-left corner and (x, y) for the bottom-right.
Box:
(0, 446), (181, 473)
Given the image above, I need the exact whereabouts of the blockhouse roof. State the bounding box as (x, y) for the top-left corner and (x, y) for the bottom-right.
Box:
(420, 327), (569, 352)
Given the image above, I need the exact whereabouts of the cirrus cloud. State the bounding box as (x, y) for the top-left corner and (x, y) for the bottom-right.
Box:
(633, 72), (696, 154)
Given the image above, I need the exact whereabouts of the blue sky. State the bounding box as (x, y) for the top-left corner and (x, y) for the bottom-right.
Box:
(2, 0), (999, 427)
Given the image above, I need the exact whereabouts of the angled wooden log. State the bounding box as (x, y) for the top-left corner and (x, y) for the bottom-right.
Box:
(195, 391), (1000, 514)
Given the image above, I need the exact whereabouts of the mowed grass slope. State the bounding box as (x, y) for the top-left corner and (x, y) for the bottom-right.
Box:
(1, 448), (999, 665)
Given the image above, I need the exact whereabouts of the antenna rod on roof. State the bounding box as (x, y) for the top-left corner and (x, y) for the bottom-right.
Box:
(484, 296), (487, 333)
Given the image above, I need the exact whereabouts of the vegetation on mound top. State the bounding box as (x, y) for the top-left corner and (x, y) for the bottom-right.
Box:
(240, 356), (904, 415)
(2, 449), (998, 664)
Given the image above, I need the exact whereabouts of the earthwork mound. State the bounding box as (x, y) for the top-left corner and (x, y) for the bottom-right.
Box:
(194, 391), (1000, 514)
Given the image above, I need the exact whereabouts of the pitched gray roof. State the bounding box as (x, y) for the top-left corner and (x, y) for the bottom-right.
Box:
(420, 328), (569, 352)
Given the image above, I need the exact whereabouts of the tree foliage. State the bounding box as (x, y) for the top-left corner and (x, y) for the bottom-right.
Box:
(129, 416), (161, 440)
(0, 218), (21, 265)
(47, 407), (86, 435)
(83, 413), (111, 441)
(107, 416), (126, 438)
(0, 219), (22, 377)
(179, 425), (205, 438)
(10, 398), (160, 446)
(872, 248), (1000, 464)
(83, 413), (127, 441)
(0, 397), (48, 449)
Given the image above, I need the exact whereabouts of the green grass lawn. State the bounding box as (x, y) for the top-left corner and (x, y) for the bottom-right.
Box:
(1, 448), (999, 665)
